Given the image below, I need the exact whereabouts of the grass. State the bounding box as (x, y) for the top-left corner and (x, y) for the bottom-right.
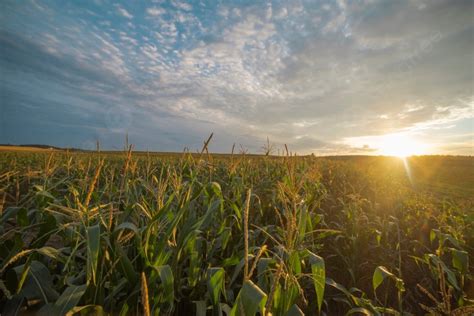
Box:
(0, 148), (473, 315)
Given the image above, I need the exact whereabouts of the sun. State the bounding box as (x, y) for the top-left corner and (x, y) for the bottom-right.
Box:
(378, 133), (426, 157)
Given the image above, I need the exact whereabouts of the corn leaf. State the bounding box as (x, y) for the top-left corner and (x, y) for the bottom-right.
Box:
(372, 266), (393, 292)
(54, 284), (88, 315)
(308, 251), (325, 313)
(207, 267), (225, 306)
(86, 224), (100, 285)
(230, 280), (267, 316)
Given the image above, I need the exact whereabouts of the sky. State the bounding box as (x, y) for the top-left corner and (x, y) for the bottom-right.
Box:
(0, 0), (473, 155)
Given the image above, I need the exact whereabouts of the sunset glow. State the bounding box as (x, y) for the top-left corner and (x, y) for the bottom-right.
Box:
(378, 134), (427, 157)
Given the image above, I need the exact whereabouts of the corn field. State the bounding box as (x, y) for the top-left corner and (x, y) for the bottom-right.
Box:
(0, 149), (473, 315)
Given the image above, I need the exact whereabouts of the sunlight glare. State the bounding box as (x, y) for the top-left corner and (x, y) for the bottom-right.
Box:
(378, 133), (426, 157)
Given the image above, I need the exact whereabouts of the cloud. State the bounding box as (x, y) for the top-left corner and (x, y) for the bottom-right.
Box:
(115, 5), (133, 19)
(1, 0), (473, 154)
(147, 7), (166, 16)
(171, 0), (192, 11)
(409, 102), (474, 132)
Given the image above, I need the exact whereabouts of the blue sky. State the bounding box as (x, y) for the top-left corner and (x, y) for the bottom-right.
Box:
(1, 0), (473, 154)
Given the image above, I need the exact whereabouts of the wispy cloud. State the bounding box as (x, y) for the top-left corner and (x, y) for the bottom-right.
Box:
(171, 0), (192, 12)
(146, 7), (166, 16)
(115, 5), (133, 19)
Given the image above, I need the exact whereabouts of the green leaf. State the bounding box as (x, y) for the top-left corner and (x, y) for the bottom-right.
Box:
(115, 244), (138, 287)
(286, 304), (304, 316)
(1, 295), (25, 316)
(325, 277), (352, 299)
(34, 186), (55, 200)
(16, 259), (31, 295)
(451, 249), (469, 274)
(308, 251), (325, 313)
(196, 198), (222, 231)
(86, 224), (100, 285)
(53, 284), (88, 315)
(257, 257), (273, 290)
(230, 280), (267, 316)
(119, 302), (129, 316)
(1, 207), (25, 224)
(229, 257), (246, 287)
(154, 265), (174, 305)
(114, 222), (139, 235)
(289, 251), (301, 274)
(426, 254), (459, 290)
(279, 283), (299, 313)
(372, 266), (393, 292)
(17, 208), (28, 227)
(30, 214), (57, 248)
(297, 206), (308, 243)
(210, 182), (222, 197)
(11, 261), (58, 303)
(207, 267), (225, 306)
